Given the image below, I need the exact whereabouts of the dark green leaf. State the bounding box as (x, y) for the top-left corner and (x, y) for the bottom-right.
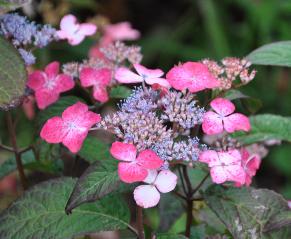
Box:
(110, 86), (131, 99)
(156, 233), (188, 239)
(65, 160), (120, 213)
(0, 177), (133, 239)
(232, 114), (291, 145)
(0, 36), (27, 109)
(246, 41), (291, 67)
(204, 185), (291, 239)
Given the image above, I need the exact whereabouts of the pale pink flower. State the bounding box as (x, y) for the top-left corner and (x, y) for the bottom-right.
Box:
(80, 67), (111, 103)
(40, 102), (101, 153)
(202, 98), (251, 135)
(110, 142), (163, 183)
(166, 62), (220, 92)
(235, 149), (261, 187)
(199, 149), (246, 184)
(57, 14), (97, 45)
(27, 61), (74, 109)
(288, 201), (291, 209)
(115, 63), (171, 88)
(134, 170), (177, 208)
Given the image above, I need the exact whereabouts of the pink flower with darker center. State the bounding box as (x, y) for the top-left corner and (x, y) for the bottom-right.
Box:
(57, 14), (97, 46)
(40, 102), (101, 153)
(235, 149), (261, 187)
(115, 63), (171, 88)
(199, 149), (246, 185)
(134, 170), (178, 208)
(27, 61), (74, 109)
(202, 98), (251, 135)
(80, 67), (111, 103)
(166, 62), (220, 92)
(110, 142), (163, 183)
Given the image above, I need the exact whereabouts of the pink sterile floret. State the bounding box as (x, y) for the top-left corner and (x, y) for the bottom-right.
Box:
(199, 149), (246, 185)
(166, 62), (220, 93)
(110, 142), (163, 183)
(235, 149), (261, 187)
(115, 63), (171, 88)
(134, 170), (178, 208)
(57, 14), (97, 46)
(202, 98), (251, 135)
(27, 61), (74, 109)
(80, 67), (111, 103)
(40, 102), (101, 153)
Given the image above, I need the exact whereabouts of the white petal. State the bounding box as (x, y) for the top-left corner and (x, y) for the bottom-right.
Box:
(134, 185), (160, 208)
(154, 170), (177, 193)
(143, 170), (158, 184)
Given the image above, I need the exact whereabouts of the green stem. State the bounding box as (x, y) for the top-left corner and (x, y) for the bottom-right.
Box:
(137, 205), (145, 239)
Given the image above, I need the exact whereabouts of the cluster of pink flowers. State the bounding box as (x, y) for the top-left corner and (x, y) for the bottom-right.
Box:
(29, 14), (261, 208)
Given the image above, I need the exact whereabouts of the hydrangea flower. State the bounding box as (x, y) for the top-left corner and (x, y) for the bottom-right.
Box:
(199, 149), (245, 184)
(235, 149), (261, 187)
(40, 102), (101, 153)
(134, 170), (177, 208)
(110, 142), (163, 183)
(57, 14), (97, 45)
(115, 63), (171, 88)
(80, 67), (111, 102)
(27, 61), (74, 109)
(166, 62), (220, 92)
(202, 98), (251, 135)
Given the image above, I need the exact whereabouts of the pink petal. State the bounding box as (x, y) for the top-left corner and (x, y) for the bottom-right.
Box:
(93, 85), (109, 103)
(62, 130), (88, 153)
(133, 64), (164, 78)
(60, 14), (78, 34)
(110, 142), (137, 162)
(134, 185), (160, 208)
(145, 77), (171, 88)
(68, 34), (85, 46)
(56, 30), (67, 39)
(35, 90), (60, 109)
(40, 117), (64, 143)
(136, 150), (163, 169)
(245, 154), (261, 176)
(115, 67), (143, 84)
(54, 74), (75, 93)
(223, 113), (251, 133)
(218, 150), (241, 165)
(118, 162), (148, 183)
(202, 111), (223, 135)
(199, 150), (220, 167)
(210, 166), (228, 184)
(78, 23), (97, 36)
(143, 170), (158, 184)
(62, 102), (89, 122)
(210, 98), (235, 116)
(27, 71), (46, 90)
(79, 111), (101, 129)
(45, 61), (59, 79)
(104, 22), (140, 41)
(80, 67), (111, 87)
(154, 170), (177, 193)
(224, 164), (246, 185)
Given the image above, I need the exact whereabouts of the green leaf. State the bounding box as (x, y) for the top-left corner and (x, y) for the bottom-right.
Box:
(0, 0), (30, 14)
(65, 160), (120, 213)
(246, 41), (291, 67)
(156, 233), (188, 239)
(204, 185), (291, 239)
(232, 114), (291, 145)
(78, 135), (113, 163)
(0, 150), (34, 179)
(110, 86), (131, 99)
(0, 177), (133, 239)
(0, 36), (27, 109)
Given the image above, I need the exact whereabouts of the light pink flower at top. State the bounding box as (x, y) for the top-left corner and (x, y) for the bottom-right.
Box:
(235, 149), (261, 187)
(110, 142), (163, 183)
(57, 14), (97, 45)
(40, 102), (101, 153)
(202, 98), (251, 135)
(27, 61), (74, 109)
(166, 62), (220, 92)
(115, 63), (171, 88)
(199, 149), (246, 185)
(80, 67), (111, 103)
(134, 170), (178, 208)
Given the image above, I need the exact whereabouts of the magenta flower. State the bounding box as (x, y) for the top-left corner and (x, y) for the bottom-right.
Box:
(235, 149), (261, 187)
(40, 102), (101, 153)
(57, 14), (97, 45)
(110, 142), (163, 183)
(199, 149), (246, 185)
(134, 170), (177, 208)
(80, 67), (111, 103)
(115, 63), (171, 88)
(166, 62), (220, 92)
(27, 61), (74, 109)
(202, 98), (251, 135)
